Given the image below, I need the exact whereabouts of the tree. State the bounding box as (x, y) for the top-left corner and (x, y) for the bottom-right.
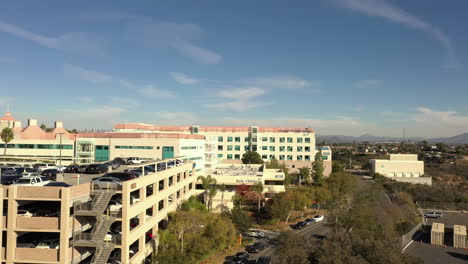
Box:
(266, 158), (291, 184)
(40, 123), (47, 130)
(332, 161), (345, 173)
(299, 167), (311, 185)
(226, 207), (254, 233)
(241, 150), (263, 164)
(218, 184), (227, 212)
(197, 175), (217, 210)
(233, 184), (250, 208)
(250, 182), (264, 223)
(313, 150), (324, 186)
(1, 127), (14, 156)
(180, 196), (207, 213)
(276, 231), (312, 264)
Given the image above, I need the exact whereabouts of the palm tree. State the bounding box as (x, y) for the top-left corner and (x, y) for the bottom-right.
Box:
(251, 182), (264, 223)
(1, 128), (14, 157)
(197, 175), (217, 208)
(207, 185), (218, 211)
(218, 184), (227, 211)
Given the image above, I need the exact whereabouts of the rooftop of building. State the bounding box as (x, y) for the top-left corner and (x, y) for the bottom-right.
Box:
(114, 123), (315, 133)
(0, 111), (16, 122)
(77, 132), (205, 140)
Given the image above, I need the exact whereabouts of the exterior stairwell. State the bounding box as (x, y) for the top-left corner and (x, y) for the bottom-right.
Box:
(91, 216), (115, 242)
(92, 191), (116, 215)
(91, 244), (115, 264)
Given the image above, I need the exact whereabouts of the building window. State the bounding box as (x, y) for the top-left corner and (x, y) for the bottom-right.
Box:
(235, 145), (241, 151)
(279, 137), (285, 143)
(305, 138), (311, 143)
(269, 155), (275, 160)
(235, 137), (241, 142)
(235, 154), (240, 160)
(245, 146), (250, 151)
(227, 154), (233, 160)
(269, 146), (275, 151)
(323, 156), (328, 160)
(279, 155), (285, 160)
(297, 155), (303, 161)
(279, 146), (285, 152)
(227, 145), (233, 151)
(218, 154), (223, 158)
(218, 145), (223, 151)
(269, 137), (275, 143)
(305, 155), (310, 161)
(287, 146), (293, 152)
(227, 137), (233, 142)
(245, 137), (250, 142)
(261, 146), (267, 150)
(218, 136), (223, 142)
(115, 146), (153, 149)
(181, 146), (197, 150)
(305, 146), (310, 152)
(287, 137), (293, 143)
(297, 146), (303, 152)
(287, 155), (293, 160)
(262, 154), (268, 159)
(297, 138), (303, 143)
(262, 137), (268, 142)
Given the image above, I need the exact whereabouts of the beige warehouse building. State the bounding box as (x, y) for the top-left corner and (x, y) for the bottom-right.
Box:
(369, 154), (431, 185)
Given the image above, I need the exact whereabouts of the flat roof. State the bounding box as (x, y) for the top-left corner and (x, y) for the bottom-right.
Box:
(77, 132), (205, 140)
(432, 223), (445, 233)
(454, 225), (466, 236)
(114, 123), (315, 133)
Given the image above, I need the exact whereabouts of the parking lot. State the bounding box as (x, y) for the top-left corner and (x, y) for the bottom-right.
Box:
(405, 211), (468, 264)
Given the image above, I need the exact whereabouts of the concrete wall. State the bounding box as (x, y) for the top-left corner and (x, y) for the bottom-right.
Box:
(390, 154), (418, 161)
(370, 159), (424, 178)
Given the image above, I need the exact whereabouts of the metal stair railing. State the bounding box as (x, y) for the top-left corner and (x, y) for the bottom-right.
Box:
(91, 244), (115, 264)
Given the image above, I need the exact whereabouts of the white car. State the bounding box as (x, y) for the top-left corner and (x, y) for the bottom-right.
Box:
(109, 202), (122, 212)
(35, 239), (59, 249)
(313, 215), (325, 223)
(12, 176), (50, 186)
(35, 163), (57, 172)
(127, 157), (144, 164)
(18, 209), (34, 217)
(247, 229), (265, 238)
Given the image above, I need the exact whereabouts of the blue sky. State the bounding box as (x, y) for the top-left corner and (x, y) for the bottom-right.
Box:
(1, 0), (468, 137)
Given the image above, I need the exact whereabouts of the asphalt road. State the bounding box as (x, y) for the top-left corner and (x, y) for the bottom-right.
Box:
(230, 221), (330, 263)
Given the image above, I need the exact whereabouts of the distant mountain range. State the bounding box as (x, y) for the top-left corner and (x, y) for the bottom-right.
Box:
(316, 133), (468, 145)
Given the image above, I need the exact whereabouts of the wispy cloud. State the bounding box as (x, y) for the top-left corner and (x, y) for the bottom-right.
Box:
(351, 106), (366, 112)
(355, 79), (381, 89)
(332, 0), (460, 68)
(64, 64), (112, 83)
(62, 105), (126, 120)
(154, 111), (198, 125)
(0, 21), (105, 55)
(138, 86), (176, 99)
(78, 97), (93, 104)
(204, 100), (271, 112)
(243, 76), (320, 89)
(170, 72), (199, 85)
(218, 87), (266, 100)
(128, 21), (221, 64)
(111, 97), (139, 107)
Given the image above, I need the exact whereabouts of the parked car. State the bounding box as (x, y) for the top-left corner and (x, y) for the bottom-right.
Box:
(78, 165), (88, 173)
(45, 182), (71, 187)
(127, 157), (144, 164)
(41, 169), (59, 180)
(246, 242), (265, 253)
(34, 163), (57, 172)
(86, 164), (108, 174)
(92, 177), (122, 189)
(247, 229), (265, 238)
(292, 221), (307, 230)
(305, 218), (315, 225)
(103, 172), (139, 181)
(256, 256), (272, 264)
(424, 211), (443, 219)
(12, 176), (50, 186)
(64, 165), (79, 173)
(35, 239), (59, 249)
(313, 215), (325, 223)
(127, 169), (150, 177)
(56, 166), (66, 172)
(17, 209), (34, 217)
(233, 252), (250, 264)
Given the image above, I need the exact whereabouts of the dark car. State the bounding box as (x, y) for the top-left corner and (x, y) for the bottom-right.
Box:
(246, 242), (265, 253)
(103, 172), (139, 181)
(41, 169), (59, 180)
(256, 256), (272, 264)
(233, 252), (250, 263)
(78, 165), (88, 173)
(86, 164), (108, 174)
(64, 165), (79, 173)
(45, 182), (71, 187)
(292, 221), (307, 230)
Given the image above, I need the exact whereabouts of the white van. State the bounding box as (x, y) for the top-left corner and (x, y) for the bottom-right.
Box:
(12, 176), (50, 186)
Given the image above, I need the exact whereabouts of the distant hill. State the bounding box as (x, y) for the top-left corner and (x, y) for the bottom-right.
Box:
(429, 133), (468, 145)
(316, 133), (468, 145)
